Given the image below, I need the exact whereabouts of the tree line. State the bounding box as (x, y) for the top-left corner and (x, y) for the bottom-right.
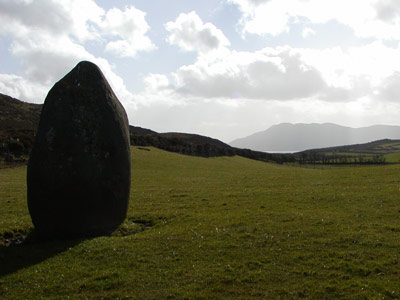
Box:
(296, 152), (386, 165)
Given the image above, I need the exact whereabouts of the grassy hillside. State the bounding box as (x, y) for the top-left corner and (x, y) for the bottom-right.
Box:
(302, 139), (400, 155)
(0, 93), (42, 164)
(1, 147), (400, 299)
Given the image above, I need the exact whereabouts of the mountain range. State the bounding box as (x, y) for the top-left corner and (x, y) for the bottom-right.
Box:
(230, 123), (400, 152)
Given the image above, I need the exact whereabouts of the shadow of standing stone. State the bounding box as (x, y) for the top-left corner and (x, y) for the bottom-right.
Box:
(27, 61), (131, 239)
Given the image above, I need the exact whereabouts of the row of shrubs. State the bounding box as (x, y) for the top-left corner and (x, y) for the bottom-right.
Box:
(296, 152), (387, 165)
(0, 130), (36, 163)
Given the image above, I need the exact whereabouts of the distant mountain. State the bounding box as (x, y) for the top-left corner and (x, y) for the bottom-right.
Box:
(230, 123), (400, 152)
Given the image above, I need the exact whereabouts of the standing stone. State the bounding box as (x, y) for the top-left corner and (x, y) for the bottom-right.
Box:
(27, 61), (131, 238)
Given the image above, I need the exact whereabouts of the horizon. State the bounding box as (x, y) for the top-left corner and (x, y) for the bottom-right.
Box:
(4, 92), (399, 144)
(163, 122), (400, 143)
(1, 1), (400, 143)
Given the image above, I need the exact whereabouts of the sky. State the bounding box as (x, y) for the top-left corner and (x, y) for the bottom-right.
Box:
(1, 0), (400, 143)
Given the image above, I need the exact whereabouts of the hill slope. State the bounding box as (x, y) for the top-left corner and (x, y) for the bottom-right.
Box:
(230, 122), (400, 152)
(130, 128), (237, 157)
(301, 138), (400, 155)
(0, 93), (42, 162)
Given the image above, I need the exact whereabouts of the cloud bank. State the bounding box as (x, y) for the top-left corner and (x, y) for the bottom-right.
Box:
(0, 0), (154, 103)
(229, 0), (400, 40)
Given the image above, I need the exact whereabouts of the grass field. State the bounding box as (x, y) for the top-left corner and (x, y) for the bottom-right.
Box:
(1, 147), (400, 299)
(386, 152), (400, 163)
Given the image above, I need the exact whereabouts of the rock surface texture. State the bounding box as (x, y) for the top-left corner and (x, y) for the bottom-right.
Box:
(27, 61), (131, 238)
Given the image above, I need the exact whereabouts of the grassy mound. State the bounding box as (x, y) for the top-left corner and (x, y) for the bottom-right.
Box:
(1, 147), (399, 299)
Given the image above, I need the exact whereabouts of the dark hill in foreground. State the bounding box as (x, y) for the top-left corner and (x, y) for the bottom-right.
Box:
(0, 93), (42, 162)
(130, 127), (235, 157)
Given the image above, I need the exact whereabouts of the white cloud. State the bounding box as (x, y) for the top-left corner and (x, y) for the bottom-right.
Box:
(164, 14), (330, 101)
(165, 11), (230, 54)
(374, 0), (400, 23)
(10, 35), (91, 85)
(100, 6), (156, 57)
(0, 0), (104, 41)
(3, 36), (136, 106)
(229, 0), (400, 40)
(144, 73), (171, 91)
(0, 0), (154, 106)
(146, 37), (400, 104)
(233, 0), (291, 36)
(0, 73), (47, 103)
(302, 27), (316, 38)
(134, 39), (400, 139)
(170, 46), (327, 100)
(376, 72), (400, 101)
(300, 41), (400, 95)
(1, 30), (134, 104)
(247, 0), (271, 6)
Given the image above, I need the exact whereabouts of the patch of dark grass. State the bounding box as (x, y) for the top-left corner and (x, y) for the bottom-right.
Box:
(111, 218), (155, 237)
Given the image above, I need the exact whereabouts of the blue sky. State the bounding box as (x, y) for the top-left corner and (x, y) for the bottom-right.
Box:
(1, 0), (400, 142)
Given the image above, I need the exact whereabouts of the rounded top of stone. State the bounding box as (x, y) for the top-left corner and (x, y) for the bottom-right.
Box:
(72, 61), (103, 78)
(75, 60), (100, 71)
(58, 61), (107, 89)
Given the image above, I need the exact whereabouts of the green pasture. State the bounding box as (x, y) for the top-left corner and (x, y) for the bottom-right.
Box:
(1, 147), (400, 299)
(385, 152), (400, 163)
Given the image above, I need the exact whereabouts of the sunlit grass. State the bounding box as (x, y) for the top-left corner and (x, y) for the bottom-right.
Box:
(1, 147), (400, 299)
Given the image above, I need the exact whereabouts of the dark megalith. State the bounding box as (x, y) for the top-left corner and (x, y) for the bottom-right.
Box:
(27, 61), (131, 238)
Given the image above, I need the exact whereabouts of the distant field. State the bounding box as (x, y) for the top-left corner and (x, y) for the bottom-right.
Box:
(313, 140), (400, 155)
(1, 147), (400, 299)
(385, 152), (400, 163)
(298, 139), (400, 165)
